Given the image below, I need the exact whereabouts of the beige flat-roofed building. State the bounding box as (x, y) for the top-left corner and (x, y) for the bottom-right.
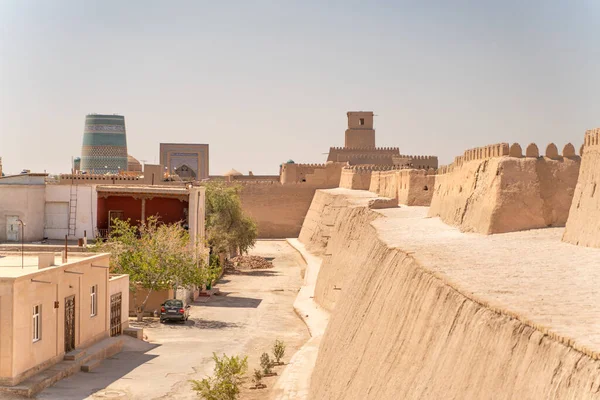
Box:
(0, 252), (127, 386)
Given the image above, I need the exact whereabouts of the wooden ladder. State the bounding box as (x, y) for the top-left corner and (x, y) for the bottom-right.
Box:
(68, 184), (77, 236)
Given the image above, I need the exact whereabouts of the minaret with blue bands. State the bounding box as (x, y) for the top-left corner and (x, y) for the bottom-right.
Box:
(80, 114), (128, 174)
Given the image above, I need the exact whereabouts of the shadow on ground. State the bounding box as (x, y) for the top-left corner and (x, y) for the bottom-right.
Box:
(225, 269), (280, 277)
(197, 291), (263, 308)
(37, 338), (160, 400)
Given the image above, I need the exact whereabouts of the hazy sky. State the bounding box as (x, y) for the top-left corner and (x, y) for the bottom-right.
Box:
(1, 1), (599, 175)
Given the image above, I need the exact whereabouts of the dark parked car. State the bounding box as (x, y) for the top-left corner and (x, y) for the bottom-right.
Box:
(160, 299), (190, 323)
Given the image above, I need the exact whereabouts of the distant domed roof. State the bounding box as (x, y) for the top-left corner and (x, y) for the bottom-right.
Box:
(127, 154), (142, 172)
(224, 168), (243, 177)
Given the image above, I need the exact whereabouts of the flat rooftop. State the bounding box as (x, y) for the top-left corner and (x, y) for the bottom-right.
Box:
(0, 253), (91, 278)
(370, 204), (600, 354)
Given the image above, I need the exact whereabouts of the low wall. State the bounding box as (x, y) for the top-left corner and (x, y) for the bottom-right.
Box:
(563, 128), (600, 247)
(368, 170), (397, 199)
(397, 169), (435, 206)
(129, 287), (174, 316)
(301, 189), (600, 400)
(339, 168), (372, 190)
(430, 143), (580, 234)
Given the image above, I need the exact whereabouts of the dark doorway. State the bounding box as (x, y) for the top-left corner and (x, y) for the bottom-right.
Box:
(65, 295), (76, 353)
(110, 292), (122, 336)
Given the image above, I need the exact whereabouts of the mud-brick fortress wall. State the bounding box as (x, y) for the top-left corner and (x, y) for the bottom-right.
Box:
(233, 181), (324, 238)
(563, 128), (600, 247)
(369, 168), (436, 206)
(339, 166), (375, 190)
(429, 142), (581, 234)
(279, 162), (343, 186)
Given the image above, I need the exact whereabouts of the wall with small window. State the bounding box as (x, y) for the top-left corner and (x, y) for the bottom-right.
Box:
(4, 253), (111, 386)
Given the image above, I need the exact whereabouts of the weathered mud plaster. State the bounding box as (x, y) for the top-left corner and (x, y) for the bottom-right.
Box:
(563, 128), (600, 247)
(302, 189), (600, 400)
(429, 156), (580, 234)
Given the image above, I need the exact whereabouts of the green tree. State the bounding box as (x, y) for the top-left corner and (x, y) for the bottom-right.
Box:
(191, 353), (248, 400)
(203, 181), (258, 255)
(94, 217), (206, 321)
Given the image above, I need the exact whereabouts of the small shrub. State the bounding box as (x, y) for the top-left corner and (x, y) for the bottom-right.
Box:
(252, 368), (263, 388)
(191, 353), (248, 400)
(260, 352), (272, 375)
(272, 339), (286, 364)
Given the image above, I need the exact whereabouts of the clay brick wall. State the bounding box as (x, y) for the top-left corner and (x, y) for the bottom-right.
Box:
(430, 142), (581, 234)
(369, 170), (398, 199)
(369, 168), (436, 206)
(339, 167), (373, 190)
(232, 181), (322, 238)
(397, 169), (436, 206)
(280, 162), (344, 186)
(563, 128), (600, 247)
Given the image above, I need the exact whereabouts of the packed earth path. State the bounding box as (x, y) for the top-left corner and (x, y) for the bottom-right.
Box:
(32, 240), (309, 400)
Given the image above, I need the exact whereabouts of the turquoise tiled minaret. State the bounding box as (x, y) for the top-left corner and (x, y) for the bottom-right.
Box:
(80, 114), (128, 174)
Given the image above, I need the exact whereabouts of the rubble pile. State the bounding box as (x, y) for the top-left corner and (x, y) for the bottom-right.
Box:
(230, 255), (273, 270)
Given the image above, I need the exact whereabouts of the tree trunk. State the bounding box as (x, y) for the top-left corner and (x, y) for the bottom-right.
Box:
(136, 289), (154, 322)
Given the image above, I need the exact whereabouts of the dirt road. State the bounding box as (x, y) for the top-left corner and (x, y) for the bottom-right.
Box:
(35, 240), (309, 400)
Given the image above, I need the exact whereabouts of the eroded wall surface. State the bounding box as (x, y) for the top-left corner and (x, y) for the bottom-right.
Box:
(563, 128), (600, 247)
(301, 189), (600, 400)
(429, 155), (580, 234)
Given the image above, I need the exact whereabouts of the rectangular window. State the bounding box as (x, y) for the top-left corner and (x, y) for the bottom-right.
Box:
(90, 285), (97, 317)
(33, 304), (41, 342)
(359, 118), (365, 126)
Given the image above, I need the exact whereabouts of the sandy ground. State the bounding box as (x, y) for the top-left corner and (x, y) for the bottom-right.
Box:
(374, 205), (600, 354)
(29, 240), (309, 400)
(271, 239), (329, 400)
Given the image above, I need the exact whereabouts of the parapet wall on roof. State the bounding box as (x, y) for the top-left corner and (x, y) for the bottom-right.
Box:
(58, 174), (142, 183)
(369, 168), (436, 206)
(430, 142), (581, 234)
(563, 128), (600, 247)
(438, 142), (580, 175)
(339, 166), (373, 190)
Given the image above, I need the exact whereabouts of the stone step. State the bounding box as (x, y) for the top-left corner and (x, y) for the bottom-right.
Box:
(0, 336), (124, 397)
(81, 358), (102, 372)
(64, 349), (87, 361)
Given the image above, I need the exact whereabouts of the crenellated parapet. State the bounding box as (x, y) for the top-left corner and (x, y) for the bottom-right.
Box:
(583, 128), (600, 149)
(329, 146), (400, 152)
(342, 164), (413, 173)
(430, 139), (582, 235)
(437, 142), (580, 175)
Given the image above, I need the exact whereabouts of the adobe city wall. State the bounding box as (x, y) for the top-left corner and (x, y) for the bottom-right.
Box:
(300, 189), (600, 400)
(234, 181), (322, 238)
(563, 128), (600, 247)
(370, 168), (436, 206)
(279, 162), (343, 186)
(429, 142), (581, 234)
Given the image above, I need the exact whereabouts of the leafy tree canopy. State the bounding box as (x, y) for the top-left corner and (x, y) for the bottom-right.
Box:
(93, 217), (206, 318)
(203, 181), (257, 255)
